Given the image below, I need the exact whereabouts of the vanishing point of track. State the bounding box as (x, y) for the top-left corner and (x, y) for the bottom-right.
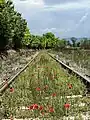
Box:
(0, 51), (90, 94)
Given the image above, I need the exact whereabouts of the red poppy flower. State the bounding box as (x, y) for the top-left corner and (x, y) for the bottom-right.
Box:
(36, 87), (41, 91)
(27, 104), (38, 110)
(10, 87), (14, 93)
(39, 105), (43, 111)
(49, 107), (54, 113)
(68, 84), (72, 89)
(64, 103), (70, 109)
(51, 93), (56, 97)
(27, 105), (33, 110)
(33, 104), (38, 109)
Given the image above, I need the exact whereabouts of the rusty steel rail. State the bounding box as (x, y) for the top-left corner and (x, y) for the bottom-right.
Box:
(0, 51), (90, 94)
(48, 53), (90, 92)
(0, 52), (39, 93)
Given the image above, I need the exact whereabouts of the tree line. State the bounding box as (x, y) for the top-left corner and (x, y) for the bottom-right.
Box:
(0, 0), (90, 52)
(0, 0), (27, 50)
(67, 37), (90, 49)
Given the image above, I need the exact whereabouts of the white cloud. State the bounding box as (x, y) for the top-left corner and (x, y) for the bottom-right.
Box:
(13, 0), (90, 11)
(39, 28), (70, 35)
(13, 0), (45, 18)
(61, 7), (90, 33)
(44, 0), (90, 11)
(14, 0), (44, 5)
(73, 8), (89, 30)
(13, 0), (90, 38)
(79, 12), (88, 23)
(42, 28), (56, 32)
(13, 0), (45, 9)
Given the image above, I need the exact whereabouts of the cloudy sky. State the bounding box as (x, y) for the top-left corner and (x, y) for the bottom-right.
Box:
(13, 0), (90, 38)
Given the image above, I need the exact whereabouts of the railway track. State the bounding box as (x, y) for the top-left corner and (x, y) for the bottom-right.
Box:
(48, 53), (90, 93)
(0, 51), (90, 94)
(0, 52), (39, 93)
(0, 51), (90, 119)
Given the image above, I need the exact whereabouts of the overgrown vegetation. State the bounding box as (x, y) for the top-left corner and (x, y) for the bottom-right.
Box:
(1, 52), (89, 119)
(50, 49), (90, 76)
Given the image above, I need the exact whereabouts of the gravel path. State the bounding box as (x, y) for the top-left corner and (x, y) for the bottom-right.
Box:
(0, 49), (36, 86)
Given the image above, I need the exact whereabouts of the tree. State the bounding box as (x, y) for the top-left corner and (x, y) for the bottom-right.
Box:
(12, 18), (27, 49)
(76, 41), (80, 47)
(43, 32), (56, 48)
(0, 0), (5, 4)
(0, 0), (27, 50)
(22, 27), (31, 47)
(55, 39), (66, 49)
(66, 40), (71, 46)
(80, 38), (90, 49)
(0, 1), (12, 50)
(70, 37), (77, 47)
